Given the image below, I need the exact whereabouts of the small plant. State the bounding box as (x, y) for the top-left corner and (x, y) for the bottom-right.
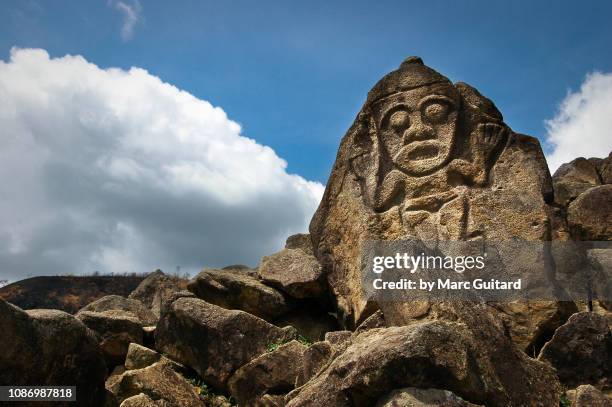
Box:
(267, 340), (283, 352)
(297, 335), (313, 347)
(559, 393), (571, 407)
(268, 335), (313, 352)
(186, 377), (236, 406)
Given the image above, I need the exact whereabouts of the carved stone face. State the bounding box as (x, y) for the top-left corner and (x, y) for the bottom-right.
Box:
(373, 84), (459, 175)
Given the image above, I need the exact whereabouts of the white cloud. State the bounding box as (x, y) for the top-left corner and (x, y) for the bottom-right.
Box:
(545, 71), (612, 173)
(110, 0), (142, 41)
(0, 48), (324, 281)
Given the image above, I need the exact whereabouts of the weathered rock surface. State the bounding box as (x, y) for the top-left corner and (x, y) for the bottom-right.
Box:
(227, 340), (307, 405)
(539, 311), (611, 392)
(108, 361), (201, 407)
(129, 270), (186, 318)
(491, 300), (578, 354)
(0, 299), (107, 406)
(259, 248), (325, 299)
(106, 365), (127, 390)
(375, 387), (483, 407)
(187, 268), (290, 320)
(354, 309), (386, 334)
(599, 152), (612, 184)
(79, 295), (157, 326)
(77, 310), (144, 367)
(256, 394), (285, 406)
(119, 393), (158, 407)
(567, 185), (612, 240)
(124, 343), (183, 372)
(284, 233), (315, 255)
(588, 248), (612, 310)
(286, 320), (561, 407)
(273, 307), (338, 341)
(325, 330), (352, 347)
(155, 297), (297, 389)
(565, 385), (611, 407)
(553, 157), (602, 206)
(294, 341), (333, 387)
(309, 56), (560, 326)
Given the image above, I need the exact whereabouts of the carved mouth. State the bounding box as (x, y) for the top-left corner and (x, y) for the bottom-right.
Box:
(404, 141), (440, 161)
(393, 140), (449, 175)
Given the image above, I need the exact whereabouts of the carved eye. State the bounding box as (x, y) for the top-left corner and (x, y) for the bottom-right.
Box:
(388, 110), (410, 132)
(422, 101), (450, 124)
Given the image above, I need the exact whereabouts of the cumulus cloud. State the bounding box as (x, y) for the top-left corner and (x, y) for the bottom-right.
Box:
(545, 71), (612, 173)
(109, 0), (142, 41)
(0, 48), (324, 282)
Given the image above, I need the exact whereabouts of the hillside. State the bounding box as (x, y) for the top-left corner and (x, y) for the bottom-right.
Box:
(0, 275), (146, 313)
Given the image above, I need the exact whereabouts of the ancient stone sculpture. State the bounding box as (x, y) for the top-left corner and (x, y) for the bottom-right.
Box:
(310, 56), (558, 327)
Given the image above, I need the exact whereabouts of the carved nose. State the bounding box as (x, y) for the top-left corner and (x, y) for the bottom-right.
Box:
(403, 122), (435, 144)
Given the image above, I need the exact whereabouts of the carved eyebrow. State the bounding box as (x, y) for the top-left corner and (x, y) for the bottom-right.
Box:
(417, 94), (456, 110)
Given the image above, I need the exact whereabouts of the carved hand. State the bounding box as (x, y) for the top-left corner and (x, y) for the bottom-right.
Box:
(475, 122), (506, 160)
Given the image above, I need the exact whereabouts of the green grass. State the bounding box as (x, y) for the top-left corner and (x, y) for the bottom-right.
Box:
(559, 393), (571, 407)
(186, 377), (235, 406)
(267, 335), (313, 352)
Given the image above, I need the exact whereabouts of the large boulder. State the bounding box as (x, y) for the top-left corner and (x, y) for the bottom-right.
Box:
(565, 385), (612, 407)
(128, 270), (186, 318)
(107, 361), (201, 407)
(309, 56), (560, 327)
(354, 309), (386, 334)
(227, 340), (307, 405)
(491, 300), (578, 354)
(79, 295), (157, 326)
(552, 157), (602, 206)
(155, 297), (297, 389)
(285, 233), (315, 255)
(259, 248), (326, 299)
(286, 320), (561, 407)
(375, 387), (483, 407)
(187, 268), (291, 321)
(77, 310), (144, 367)
(567, 185), (612, 240)
(294, 341), (333, 387)
(0, 299), (107, 407)
(598, 152), (612, 184)
(124, 343), (183, 372)
(538, 311), (611, 392)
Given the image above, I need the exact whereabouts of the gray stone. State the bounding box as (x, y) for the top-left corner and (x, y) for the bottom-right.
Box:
(187, 268), (290, 321)
(310, 56), (560, 327)
(259, 248), (326, 299)
(0, 299), (107, 407)
(538, 311), (611, 392)
(285, 233), (314, 255)
(77, 310), (144, 367)
(376, 387), (483, 407)
(129, 270), (186, 319)
(286, 320), (561, 407)
(155, 297), (297, 389)
(79, 295), (157, 326)
(107, 362), (201, 407)
(567, 185), (612, 240)
(227, 340), (307, 405)
(553, 157), (602, 206)
(565, 385), (611, 407)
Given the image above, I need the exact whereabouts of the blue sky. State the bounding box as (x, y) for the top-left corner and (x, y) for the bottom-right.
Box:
(1, 1), (611, 280)
(2, 0), (611, 183)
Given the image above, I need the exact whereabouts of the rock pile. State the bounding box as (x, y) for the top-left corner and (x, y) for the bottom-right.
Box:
(1, 58), (610, 406)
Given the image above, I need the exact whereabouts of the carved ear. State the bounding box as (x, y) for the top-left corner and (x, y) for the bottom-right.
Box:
(455, 81), (503, 122)
(348, 109), (381, 207)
